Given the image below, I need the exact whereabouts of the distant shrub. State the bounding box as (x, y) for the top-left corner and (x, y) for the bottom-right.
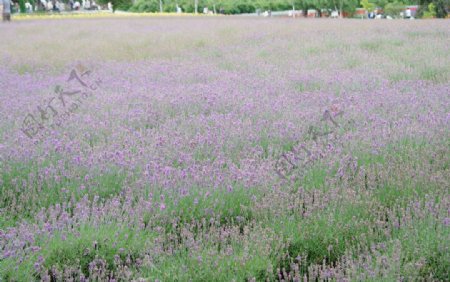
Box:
(361, 0), (375, 12)
(433, 0), (448, 18)
(384, 1), (405, 17)
(101, 0), (133, 11)
(423, 2), (437, 18)
(418, 0), (448, 18)
(18, 0), (26, 13)
(129, 0), (159, 12)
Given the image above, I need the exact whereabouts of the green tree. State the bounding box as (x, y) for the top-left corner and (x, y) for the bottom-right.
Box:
(418, 0), (448, 18)
(98, 0), (132, 11)
(338, 0), (359, 15)
(130, 0), (361, 14)
(433, 0), (448, 17)
(19, 0), (26, 13)
(384, 1), (405, 17)
(423, 2), (436, 16)
(129, 0), (159, 11)
(110, 0), (133, 11)
(360, 0), (375, 12)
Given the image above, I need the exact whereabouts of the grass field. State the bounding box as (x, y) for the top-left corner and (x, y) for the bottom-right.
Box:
(0, 17), (449, 281)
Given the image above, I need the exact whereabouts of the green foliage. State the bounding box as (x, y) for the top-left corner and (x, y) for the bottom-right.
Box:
(433, 0), (448, 18)
(129, 0), (160, 12)
(139, 240), (273, 281)
(375, 0), (415, 8)
(98, 0), (133, 11)
(284, 202), (379, 273)
(0, 225), (155, 281)
(129, 0), (358, 14)
(161, 185), (256, 229)
(423, 2), (437, 17)
(384, 1), (405, 17)
(420, 66), (448, 82)
(302, 165), (328, 190)
(341, 0), (360, 14)
(19, 0), (26, 13)
(0, 157), (127, 227)
(418, 0), (448, 18)
(360, 0), (375, 12)
(395, 218), (449, 279)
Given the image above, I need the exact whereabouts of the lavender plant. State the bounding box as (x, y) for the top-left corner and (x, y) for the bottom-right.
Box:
(0, 18), (449, 281)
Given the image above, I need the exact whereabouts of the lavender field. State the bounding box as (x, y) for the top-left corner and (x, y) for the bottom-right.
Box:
(0, 18), (449, 281)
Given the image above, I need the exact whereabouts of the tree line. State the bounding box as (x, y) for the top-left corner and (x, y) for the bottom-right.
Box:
(122, 0), (447, 17)
(13, 0), (449, 17)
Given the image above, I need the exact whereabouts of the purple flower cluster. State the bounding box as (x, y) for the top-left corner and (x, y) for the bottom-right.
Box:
(19, 65), (102, 144)
(0, 18), (449, 281)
